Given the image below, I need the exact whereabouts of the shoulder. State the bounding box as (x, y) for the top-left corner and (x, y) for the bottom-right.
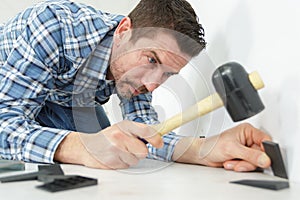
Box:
(31, 0), (124, 27)
(29, 0), (124, 63)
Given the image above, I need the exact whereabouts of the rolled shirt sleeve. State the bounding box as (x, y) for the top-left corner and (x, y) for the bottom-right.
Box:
(0, 5), (71, 163)
(0, 1), (122, 163)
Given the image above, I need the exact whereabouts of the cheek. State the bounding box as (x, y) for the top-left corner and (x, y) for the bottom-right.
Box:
(120, 68), (146, 84)
(120, 54), (143, 71)
(119, 56), (148, 77)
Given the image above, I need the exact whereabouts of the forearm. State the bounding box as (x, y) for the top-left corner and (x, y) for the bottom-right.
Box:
(172, 137), (203, 164)
(0, 113), (69, 163)
(54, 132), (84, 165)
(53, 132), (109, 169)
(172, 136), (221, 167)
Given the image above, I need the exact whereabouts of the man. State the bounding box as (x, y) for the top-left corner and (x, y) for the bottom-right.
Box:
(0, 0), (271, 171)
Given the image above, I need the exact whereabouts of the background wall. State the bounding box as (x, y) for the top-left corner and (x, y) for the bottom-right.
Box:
(0, 0), (139, 22)
(187, 0), (300, 183)
(1, 0), (299, 182)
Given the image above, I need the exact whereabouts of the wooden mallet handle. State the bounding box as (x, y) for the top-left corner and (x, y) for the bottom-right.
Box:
(151, 71), (264, 136)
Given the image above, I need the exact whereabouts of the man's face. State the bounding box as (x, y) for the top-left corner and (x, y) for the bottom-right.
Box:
(109, 30), (190, 99)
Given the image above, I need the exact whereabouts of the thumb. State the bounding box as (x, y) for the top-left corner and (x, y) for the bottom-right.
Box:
(236, 144), (271, 168)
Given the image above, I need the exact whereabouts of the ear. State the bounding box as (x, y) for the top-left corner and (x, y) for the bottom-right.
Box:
(114, 17), (132, 40)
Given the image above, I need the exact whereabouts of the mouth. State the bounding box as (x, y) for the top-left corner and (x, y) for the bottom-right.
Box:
(133, 88), (140, 96)
(131, 85), (148, 96)
(117, 79), (149, 98)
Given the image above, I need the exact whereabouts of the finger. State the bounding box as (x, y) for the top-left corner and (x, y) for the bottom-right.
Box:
(89, 154), (129, 169)
(118, 150), (140, 167)
(223, 160), (239, 170)
(241, 123), (272, 147)
(112, 137), (147, 167)
(96, 153), (130, 169)
(94, 142), (141, 169)
(223, 160), (257, 172)
(124, 137), (149, 159)
(80, 133), (130, 169)
(233, 160), (258, 172)
(109, 129), (149, 159)
(250, 143), (261, 150)
(98, 133), (145, 168)
(119, 120), (164, 148)
(234, 144), (271, 168)
(82, 153), (112, 169)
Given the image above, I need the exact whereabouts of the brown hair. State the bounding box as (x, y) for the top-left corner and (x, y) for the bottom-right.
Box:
(128, 0), (206, 57)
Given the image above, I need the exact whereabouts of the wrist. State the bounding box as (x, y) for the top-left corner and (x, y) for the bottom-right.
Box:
(172, 137), (205, 164)
(54, 132), (88, 165)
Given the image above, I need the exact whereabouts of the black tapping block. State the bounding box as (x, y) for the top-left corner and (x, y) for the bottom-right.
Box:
(230, 179), (289, 191)
(36, 175), (98, 192)
(0, 160), (25, 172)
(230, 141), (290, 191)
(262, 141), (288, 179)
(0, 164), (64, 183)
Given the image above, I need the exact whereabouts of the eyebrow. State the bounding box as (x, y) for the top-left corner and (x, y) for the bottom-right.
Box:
(149, 50), (162, 64)
(148, 50), (180, 75)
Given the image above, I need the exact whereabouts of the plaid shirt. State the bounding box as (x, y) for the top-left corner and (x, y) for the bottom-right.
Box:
(0, 0), (181, 164)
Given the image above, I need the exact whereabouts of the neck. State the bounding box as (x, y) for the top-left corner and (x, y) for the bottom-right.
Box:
(106, 66), (114, 80)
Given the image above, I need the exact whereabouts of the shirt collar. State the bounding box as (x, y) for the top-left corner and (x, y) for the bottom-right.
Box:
(80, 28), (115, 81)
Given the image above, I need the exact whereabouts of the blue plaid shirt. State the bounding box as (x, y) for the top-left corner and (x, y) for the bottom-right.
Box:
(0, 0), (181, 164)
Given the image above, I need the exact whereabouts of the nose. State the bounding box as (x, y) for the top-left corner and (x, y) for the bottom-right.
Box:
(141, 69), (163, 92)
(144, 82), (160, 92)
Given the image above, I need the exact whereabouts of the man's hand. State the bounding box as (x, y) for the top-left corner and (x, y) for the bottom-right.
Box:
(54, 120), (163, 169)
(173, 123), (272, 172)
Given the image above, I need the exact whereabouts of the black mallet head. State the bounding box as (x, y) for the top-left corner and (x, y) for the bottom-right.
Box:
(212, 62), (265, 122)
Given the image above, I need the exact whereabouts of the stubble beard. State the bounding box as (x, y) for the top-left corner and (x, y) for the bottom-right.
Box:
(116, 78), (148, 99)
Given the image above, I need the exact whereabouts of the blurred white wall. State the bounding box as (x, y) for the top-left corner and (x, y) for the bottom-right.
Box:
(1, 0), (300, 182)
(0, 0), (139, 23)
(188, 0), (300, 183)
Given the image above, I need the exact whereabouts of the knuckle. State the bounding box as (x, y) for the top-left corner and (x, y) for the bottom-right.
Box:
(136, 148), (148, 159)
(129, 158), (139, 166)
(137, 124), (153, 137)
(150, 138), (162, 147)
(114, 121), (129, 133)
(108, 144), (115, 152)
(141, 146), (149, 155)
(101, 157), (117, 168)
(105, 156), (128, 169)
(238, 122), (253, 130)
(111, 131), (126, 141)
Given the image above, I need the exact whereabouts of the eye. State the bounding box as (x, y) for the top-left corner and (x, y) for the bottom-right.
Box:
(164, 72), (177, 78)
(148, 57), (157, 64)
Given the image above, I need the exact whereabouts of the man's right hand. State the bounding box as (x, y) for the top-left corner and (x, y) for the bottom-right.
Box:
(54, 120), (163, 169)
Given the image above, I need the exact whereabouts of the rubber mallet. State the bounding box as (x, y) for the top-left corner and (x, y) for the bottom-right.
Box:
(152, 62), (265, 136)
